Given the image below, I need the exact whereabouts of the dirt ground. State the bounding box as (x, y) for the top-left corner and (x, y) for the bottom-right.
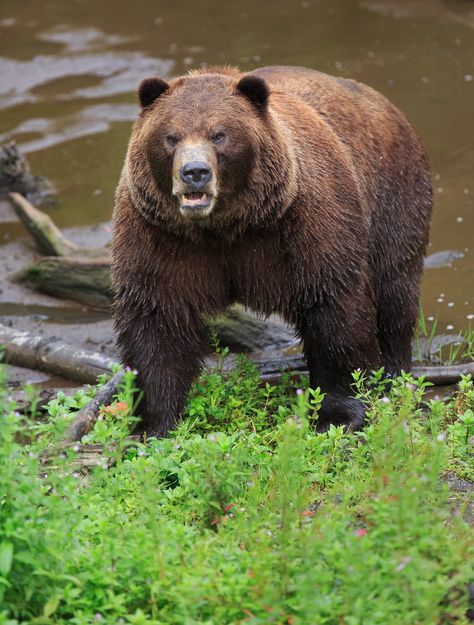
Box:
(1, 196), (117, 386)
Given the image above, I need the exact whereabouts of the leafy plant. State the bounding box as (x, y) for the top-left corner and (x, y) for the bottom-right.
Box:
(0, 358), (472, 624)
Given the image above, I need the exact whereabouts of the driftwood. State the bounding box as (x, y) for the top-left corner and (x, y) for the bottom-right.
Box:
(1, 322), (473, 393)
(63, 370), (124, 442)
(9, 192), (82, 256)
(2, 324), (473, 441)
(253, 354), (474, 386)
(0, 323), (118, 384)
(12, 255), (113, 309)
(8, 192), (106, 258)
(8, 193), (113, 308)
(0, 143), (56, 206)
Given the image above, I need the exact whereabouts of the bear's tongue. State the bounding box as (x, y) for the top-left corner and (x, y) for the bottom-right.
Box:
(182, 192), (209, 207)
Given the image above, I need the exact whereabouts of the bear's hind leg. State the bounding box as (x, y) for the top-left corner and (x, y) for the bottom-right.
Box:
(369, 152), (431, 376)
(372, 256), (425, 377)
(296, 285), (381, 432)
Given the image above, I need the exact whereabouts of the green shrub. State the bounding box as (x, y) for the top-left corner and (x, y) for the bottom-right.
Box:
(0, 359), (472, 624)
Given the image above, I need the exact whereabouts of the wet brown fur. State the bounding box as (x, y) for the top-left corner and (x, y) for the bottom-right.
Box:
(112, 65), (432, 436)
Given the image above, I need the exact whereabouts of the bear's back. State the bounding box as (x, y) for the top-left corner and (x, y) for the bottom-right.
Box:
(251, 65), (431, 274)
(250, 65), (418, 164)
(250, 65), (394, 126)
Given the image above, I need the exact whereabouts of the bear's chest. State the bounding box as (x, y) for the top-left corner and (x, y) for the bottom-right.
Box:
(226, 234), (292, 316)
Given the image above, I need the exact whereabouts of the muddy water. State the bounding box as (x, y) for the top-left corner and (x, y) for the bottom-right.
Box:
(1, 0), (473, 333)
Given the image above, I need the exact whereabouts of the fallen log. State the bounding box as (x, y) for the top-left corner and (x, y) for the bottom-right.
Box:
(64, 357), (474, 442)
(12, 255), (113, 309)
(42, 443), (117, 473)
(8, 192), (113, 308)
(43, 435), (142, 474)
(2, 323), (473, 390)
(2, 323), (473, 441)
(9, 192), (81, 256)
(7, 192), (113, 308)
(8, 192), (107, 258)
(63, 370), (124, 442)
(253, 356), (474, 387)
(0, 323), (118, 384)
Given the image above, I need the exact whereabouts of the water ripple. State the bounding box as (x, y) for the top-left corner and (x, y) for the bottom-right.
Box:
(0, 51), (173, 110)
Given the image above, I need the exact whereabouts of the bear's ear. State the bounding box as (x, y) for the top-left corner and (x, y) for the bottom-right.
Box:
(236, 75), (269, 111)
(138, 77), (170, 107)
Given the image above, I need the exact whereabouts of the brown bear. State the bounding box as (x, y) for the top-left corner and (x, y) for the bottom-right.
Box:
(112, 65), (432, 437)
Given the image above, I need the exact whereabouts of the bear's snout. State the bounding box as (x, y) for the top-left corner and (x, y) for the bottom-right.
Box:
(180, 161), (212, 189)
(172, 142), (218, 219)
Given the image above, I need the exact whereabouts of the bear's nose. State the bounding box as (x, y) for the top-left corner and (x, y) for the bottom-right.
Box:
(180, 161), (212, 188)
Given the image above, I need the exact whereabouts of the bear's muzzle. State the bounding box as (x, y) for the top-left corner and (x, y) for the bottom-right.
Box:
(172, 141), (218, 219)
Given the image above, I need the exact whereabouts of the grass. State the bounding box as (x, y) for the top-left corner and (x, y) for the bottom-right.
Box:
(414, 308), (474, 364)
(0, 353), (473, 624)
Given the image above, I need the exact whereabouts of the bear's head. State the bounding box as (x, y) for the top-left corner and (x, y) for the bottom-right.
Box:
(125, 68), (297, 237)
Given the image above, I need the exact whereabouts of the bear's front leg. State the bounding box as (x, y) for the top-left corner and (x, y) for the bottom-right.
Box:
(114, 302), (208, 437)
(296, 289), (381, 432)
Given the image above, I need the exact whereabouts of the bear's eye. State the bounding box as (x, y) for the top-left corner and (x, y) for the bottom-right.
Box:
(165, 134), (179, 148)
(212, 131), (226, 144)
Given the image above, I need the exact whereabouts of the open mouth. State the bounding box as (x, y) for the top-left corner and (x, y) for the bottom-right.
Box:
(180, 192), (212, 210)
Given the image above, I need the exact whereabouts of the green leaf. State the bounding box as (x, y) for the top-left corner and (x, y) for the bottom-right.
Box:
(43, 595), (60, 618)
(0, 542), (13, 576)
